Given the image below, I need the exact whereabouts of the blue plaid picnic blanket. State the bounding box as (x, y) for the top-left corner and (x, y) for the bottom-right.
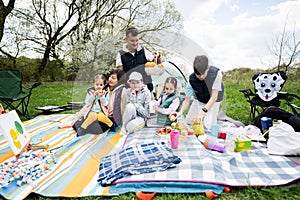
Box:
(97, 142), (181, 186)
(113, 128), (300, 187)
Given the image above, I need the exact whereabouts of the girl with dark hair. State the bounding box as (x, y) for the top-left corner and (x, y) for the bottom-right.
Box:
(107, 69), (127, 129)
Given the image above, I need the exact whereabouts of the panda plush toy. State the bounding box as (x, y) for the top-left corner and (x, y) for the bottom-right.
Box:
(252, 71), (287, 101)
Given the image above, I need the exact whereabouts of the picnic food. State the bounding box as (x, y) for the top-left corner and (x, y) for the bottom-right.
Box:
(145, 61), (155, 68)
(145, 62), (165, 75)
(97, 89), (103, 95)
(169, 114), (177, 122)
(156, 127), (172, 135)
(157, 64), (164, 68)
(170, 121), (189, 135)
(187, 129), (194, 135)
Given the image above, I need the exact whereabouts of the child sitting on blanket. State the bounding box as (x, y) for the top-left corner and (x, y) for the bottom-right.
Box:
(121, 72), (151, 135)
(60, 75), (113, 135)
(79, 74), (113, 129)
(153, 77), (180, 125)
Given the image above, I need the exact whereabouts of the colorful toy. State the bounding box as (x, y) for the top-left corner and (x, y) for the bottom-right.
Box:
(0, 110), (31, 156)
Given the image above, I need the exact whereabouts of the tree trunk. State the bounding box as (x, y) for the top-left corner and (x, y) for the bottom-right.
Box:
(35, 44), (52, 81)
(0, 0), (15, 43)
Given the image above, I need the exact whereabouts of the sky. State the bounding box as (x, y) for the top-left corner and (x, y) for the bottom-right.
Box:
(172, 0), (300, 71)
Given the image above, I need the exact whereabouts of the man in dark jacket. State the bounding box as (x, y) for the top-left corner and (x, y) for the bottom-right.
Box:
(116, 26), (161, 92)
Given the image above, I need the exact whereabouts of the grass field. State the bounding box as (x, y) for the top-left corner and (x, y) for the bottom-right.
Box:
(7, 70), (300, 199)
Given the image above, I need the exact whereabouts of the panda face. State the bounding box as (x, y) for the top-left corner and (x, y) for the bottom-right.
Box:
(253, 73), (286, 101)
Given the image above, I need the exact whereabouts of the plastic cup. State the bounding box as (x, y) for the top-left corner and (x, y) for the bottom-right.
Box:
(211, 125), (219, 137)
(261, 117), (272, 132)
(170, 131), (179, 149)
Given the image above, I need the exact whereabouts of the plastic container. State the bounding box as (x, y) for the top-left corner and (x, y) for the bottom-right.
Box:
(225, 131), (236, 152)
(260, 117), (272, 132)
(210, 125), (219, 138)
(191, 118), (205, 136)
(170, 131), (179, 149)
(204, 135), (225, 153)
(218, 131), (226, 139)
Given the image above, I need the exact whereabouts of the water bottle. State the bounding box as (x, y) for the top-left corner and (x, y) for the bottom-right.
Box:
(225, 131), (236, 153)
(204, 135), (225, 153)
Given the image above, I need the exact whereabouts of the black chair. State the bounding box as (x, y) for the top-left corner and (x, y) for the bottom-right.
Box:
(277, 92), (300, 117)
(0, 70), (41, 119)
(239, 71), (300, 123)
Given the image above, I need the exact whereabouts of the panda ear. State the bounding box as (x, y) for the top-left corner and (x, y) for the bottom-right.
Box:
(278, 71), (287, 81)
(252, 73), (260, 82)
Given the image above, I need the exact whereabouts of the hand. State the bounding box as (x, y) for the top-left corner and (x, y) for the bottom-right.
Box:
(198, 110), (206, 118)
(94, 89), (103, 96)
(173, 111), (182, 118)
(131, 90), (136, 96)
(152, 51), (160, 59)
(153, 105), (159, 112)
(169, 113), (177, 122)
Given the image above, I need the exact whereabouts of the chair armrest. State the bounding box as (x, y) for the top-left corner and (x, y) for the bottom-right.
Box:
(239, 88), (255, 101)
(31, 82), (42, 89)
(22, 82), (41, 90)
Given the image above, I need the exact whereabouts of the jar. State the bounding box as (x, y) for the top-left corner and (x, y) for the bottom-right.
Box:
(225, 131), (236, 152)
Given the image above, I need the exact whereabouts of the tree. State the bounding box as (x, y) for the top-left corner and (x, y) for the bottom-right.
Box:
(0, 0), (15, 43)
(68, 0), (182, 81)
(2, 0), (182, 81)
(12, 0), (128, 81)
(268, 20), (300, 72)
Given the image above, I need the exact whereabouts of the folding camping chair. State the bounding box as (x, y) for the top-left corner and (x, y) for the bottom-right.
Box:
(0, 70), (41, 119)
(239, 71), (300, 123)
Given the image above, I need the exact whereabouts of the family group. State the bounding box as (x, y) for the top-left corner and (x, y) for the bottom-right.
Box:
(70, 27), (224, 136)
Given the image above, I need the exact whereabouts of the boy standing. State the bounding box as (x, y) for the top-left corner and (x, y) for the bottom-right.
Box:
(173, 55), (224, 130)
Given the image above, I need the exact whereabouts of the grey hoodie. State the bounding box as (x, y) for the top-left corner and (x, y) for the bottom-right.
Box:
(126, 85), (151, 119)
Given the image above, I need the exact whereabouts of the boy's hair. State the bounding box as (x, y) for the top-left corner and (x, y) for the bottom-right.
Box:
(93, 74), (107, 83)
(164, 77), (177, 90)
(126, 26), (139, 37)
(193, 55), (209, 75)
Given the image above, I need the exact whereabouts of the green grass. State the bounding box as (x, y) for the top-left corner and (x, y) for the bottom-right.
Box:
(8, 71), (300, 199)
(25, 81), (90, 118)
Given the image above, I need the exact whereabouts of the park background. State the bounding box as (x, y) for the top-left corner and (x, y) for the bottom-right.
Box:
(0, 0), (300, 199)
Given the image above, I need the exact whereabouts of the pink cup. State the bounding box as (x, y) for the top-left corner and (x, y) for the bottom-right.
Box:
(170, 131), (179, 149)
